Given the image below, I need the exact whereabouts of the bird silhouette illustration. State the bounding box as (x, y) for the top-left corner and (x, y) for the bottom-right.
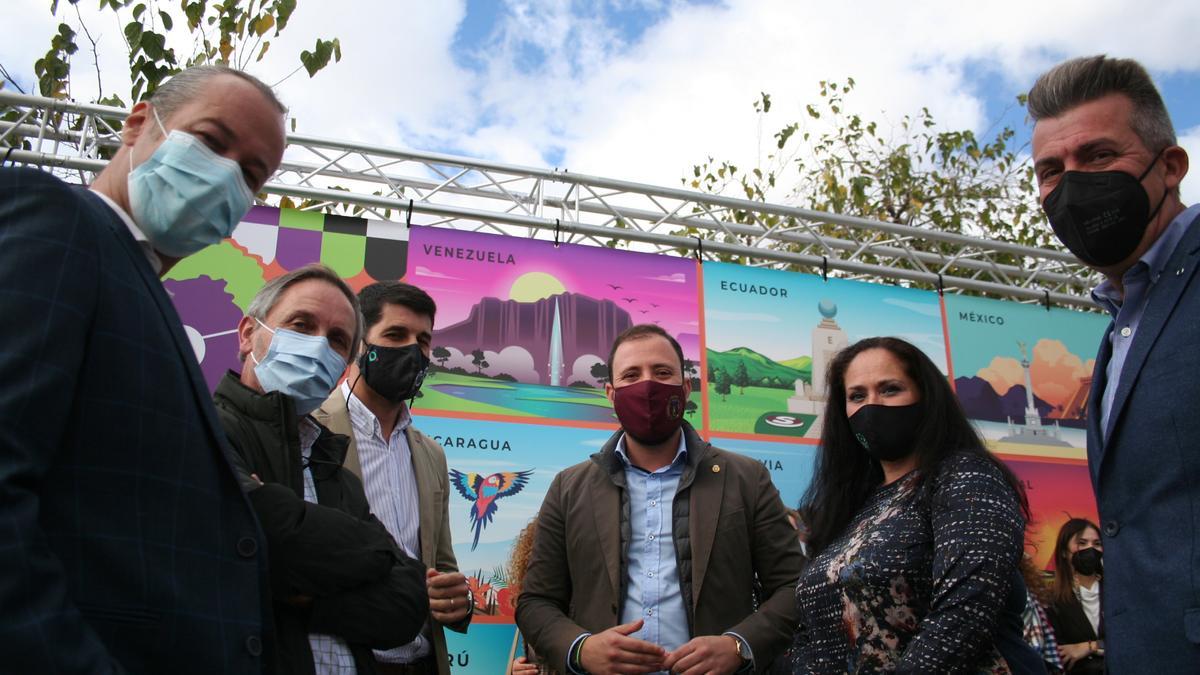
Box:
(449, 469), (533, 550)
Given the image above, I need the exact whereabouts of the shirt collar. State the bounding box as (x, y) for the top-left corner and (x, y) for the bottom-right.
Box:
(1092, 203), (1199, 316)
(298, 417), (322, 461)
(88, 188), (163, 275)
(614, 429), (688, 473)
(341, 379), (412, 438)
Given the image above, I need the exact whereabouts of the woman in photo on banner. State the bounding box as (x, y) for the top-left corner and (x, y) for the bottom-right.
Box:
(1044, 519), (1105, 674)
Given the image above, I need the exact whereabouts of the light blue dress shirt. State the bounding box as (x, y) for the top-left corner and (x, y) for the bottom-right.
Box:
(614, 433), (691, 653)
(1092, 203), (1198, 440)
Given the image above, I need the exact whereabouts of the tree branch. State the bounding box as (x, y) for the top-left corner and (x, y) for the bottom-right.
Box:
(73, 3), (104, 100)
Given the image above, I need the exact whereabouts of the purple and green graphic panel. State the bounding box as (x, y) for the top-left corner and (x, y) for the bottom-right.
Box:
(702, 261), (946, 440)
(407, 226), (702, 423)
(165, 205), (409, 392)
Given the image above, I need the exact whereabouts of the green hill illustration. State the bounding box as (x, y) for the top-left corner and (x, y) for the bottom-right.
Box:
(707, 347), (807, 389)
(778, 356), (812, 383)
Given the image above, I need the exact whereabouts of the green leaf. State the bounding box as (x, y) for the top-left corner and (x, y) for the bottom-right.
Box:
(184, 1), (205, 31)
(160, 10), (174, 31)
(125, 20), (144, 48)
(133, 3), (146, 19)
(253, 14), (275, 36)
(274, 0), (296, 33)
(140, 31), (166, 60)
(300, 37), (340, 77)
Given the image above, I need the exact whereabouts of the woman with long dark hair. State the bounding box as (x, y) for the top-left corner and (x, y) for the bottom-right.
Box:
(1044, 519), (1104, 673)
(790, 337), (1043, 673)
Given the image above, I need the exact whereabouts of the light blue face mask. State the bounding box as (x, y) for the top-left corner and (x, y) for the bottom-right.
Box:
(250, 319), (347, 416)
(127, 107), (254, 258)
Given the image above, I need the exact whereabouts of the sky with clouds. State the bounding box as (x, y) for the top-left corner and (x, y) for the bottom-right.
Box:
(4, 0), (1200, 204)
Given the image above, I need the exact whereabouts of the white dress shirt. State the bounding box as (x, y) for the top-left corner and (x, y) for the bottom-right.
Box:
(88, 189), (162, 275)
(298, 417), (359, 674)
(342, 381), (431, 663)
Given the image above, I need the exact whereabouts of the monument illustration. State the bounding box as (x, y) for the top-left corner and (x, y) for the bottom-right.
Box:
(787, 299), (848, 436)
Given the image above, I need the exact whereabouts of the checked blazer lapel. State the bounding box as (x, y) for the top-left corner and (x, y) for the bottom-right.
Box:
(87, 191), (230, 454)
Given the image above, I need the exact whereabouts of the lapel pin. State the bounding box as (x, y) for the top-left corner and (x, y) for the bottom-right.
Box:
(712, 464), (721, 473)
(1176, 267), (1186, 276)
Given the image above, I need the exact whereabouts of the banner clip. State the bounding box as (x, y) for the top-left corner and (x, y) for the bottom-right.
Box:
(821, 256), (829, 282)
(694, 236), (703, 263)
(405, 199), (414, 227)
(554, 218), (561, 248)
(936, 273), (944, 296)
(1043, 289), (1051, 312)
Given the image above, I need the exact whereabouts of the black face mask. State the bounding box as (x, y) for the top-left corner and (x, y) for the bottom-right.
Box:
(848, 403), (923, 462)
(1042, 152), (1166, 267)
(359, 343), (430, 403)
(1071, 547), (1103, 577)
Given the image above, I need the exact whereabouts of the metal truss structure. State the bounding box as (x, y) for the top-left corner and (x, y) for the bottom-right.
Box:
(1, 90), (1102, 309)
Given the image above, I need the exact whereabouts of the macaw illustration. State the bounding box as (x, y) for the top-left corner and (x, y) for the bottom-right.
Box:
(449, 469), (533, 550)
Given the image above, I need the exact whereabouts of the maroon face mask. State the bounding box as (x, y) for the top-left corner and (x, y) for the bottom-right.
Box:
(612, 379), (686, 446)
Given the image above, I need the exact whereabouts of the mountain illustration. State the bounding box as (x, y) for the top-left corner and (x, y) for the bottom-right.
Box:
(707, 347), (804, 389)
(435, 291), (633, 386)
(955, 375), (1060, 424)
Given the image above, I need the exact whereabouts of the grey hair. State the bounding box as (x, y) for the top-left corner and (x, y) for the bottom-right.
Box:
(148, 64), (286, 126)
(243, 263), (364, 363)
(1028, 55), (1176, 153)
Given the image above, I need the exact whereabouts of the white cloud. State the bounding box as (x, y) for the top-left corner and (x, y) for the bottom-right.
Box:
(5, 0), (1199, 215)
(645, 272), (687, 283)
(414, 265), (462, 280)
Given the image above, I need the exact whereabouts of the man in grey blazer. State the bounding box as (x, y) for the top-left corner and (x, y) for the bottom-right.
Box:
(516, 324), (803, 674)
(314, 281), (471, 675)
(1029, 55), (1199, 672)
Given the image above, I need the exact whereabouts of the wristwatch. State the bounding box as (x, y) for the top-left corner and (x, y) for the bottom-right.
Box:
(731, 635), (749, 666)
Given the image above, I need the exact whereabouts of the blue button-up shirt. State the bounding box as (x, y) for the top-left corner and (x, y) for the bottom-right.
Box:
(615, 433), (691, 653)
(1092, 203), (1199, 440)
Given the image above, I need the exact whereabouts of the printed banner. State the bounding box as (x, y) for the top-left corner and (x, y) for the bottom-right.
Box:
(702, 261), (948, 441)
(944, 294), (1109, 461)
(1005, 458), (1100, 572)
(410, 414), (611, 674)
(406, 226), (702, 425)
(161, 205), (1109, 673)
(707, 434), (818, 511)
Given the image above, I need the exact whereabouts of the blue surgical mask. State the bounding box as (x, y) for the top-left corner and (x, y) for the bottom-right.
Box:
(127, 107), (254, 257)
(250, 319), (346, 416)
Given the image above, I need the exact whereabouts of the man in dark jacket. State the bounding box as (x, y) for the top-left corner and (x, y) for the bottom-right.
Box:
(215, 263), (427, 675)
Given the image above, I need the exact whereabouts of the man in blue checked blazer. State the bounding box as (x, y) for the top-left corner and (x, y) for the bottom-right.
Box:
(0, 65), (287, 673)
(1029, 56), (1200, 672)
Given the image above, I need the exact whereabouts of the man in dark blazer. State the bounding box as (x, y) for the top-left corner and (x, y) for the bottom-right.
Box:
(1029, 55), (1199, 672)
(0, 65), (287, 673)
(517, 325), (803, 674)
